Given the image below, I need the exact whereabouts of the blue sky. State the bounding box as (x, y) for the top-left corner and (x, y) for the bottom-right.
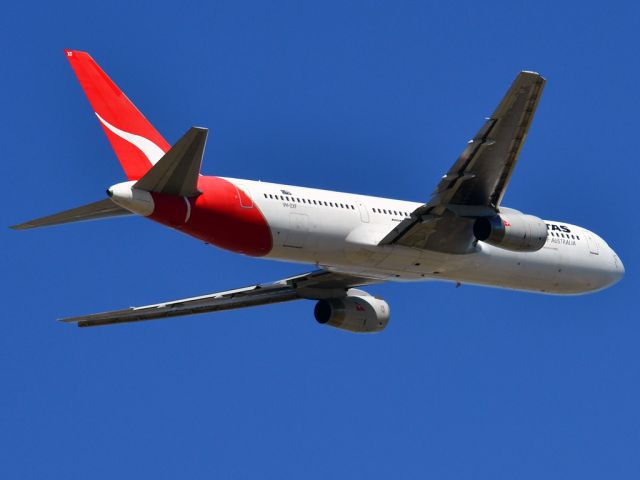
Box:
(2, 1), (638, 478)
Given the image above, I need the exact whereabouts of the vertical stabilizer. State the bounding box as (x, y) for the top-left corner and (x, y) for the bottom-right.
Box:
(64, 50), (170, 180)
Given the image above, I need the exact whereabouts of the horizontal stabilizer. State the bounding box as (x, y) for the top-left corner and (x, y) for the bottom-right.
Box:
(134, 127), (208, 197)
(11, 198), (131, 230)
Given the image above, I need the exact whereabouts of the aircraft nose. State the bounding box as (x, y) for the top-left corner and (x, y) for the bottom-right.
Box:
(610, 249), (625, 285)
(614, 251), (625, 276)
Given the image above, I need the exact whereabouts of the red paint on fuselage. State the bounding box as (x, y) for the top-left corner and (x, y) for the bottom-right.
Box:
(148, 176), (272, 256)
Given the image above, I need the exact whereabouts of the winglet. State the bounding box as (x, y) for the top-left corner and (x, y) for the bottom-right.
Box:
(134, 127), (208, 197)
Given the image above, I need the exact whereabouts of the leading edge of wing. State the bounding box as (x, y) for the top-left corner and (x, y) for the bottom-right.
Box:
(60, 270), (381, 327)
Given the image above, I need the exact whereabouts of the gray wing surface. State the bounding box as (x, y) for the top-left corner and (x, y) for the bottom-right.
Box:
(11, 198), (131, 230)
(380, 71), (545, 253)
(61, 270), (380, 327)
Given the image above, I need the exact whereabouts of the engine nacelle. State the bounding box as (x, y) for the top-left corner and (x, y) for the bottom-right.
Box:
(314, 294), (390, 333)
(473, 211), (548, 252)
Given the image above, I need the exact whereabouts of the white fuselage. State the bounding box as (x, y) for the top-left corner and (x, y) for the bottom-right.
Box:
(225, 178), (624, 295)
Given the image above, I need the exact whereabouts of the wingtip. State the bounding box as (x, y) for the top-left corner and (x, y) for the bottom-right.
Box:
(520, 70), (546, 81)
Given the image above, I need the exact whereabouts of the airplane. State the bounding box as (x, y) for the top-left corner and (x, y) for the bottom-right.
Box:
(11, 50), (624, 332)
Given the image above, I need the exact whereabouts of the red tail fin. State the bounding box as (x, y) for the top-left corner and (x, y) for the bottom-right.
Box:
(65, 50), (170, 180)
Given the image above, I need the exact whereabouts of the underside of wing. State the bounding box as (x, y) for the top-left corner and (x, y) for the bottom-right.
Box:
(380, 71), (546, 254)
(61, 270), (380, 327)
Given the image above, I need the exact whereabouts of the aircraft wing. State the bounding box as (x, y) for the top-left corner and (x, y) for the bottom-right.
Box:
(380, 71), (545, 253)
(61, 270), (381, 327)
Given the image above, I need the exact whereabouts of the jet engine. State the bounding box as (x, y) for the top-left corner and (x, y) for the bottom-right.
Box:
(473, 211), (548, 252)
(314, 293), (390, 333)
